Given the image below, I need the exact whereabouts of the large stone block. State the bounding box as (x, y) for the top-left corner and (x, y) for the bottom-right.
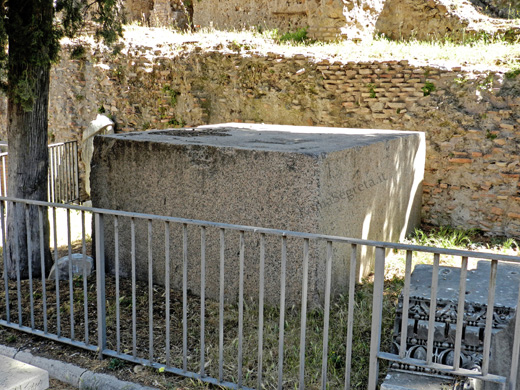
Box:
(0, 354), (49, 390)
(91, 123), (425, 304)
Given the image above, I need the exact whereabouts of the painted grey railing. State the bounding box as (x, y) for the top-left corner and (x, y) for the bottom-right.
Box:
(1, 197), (520, 389)
(0, 141), (80, 203)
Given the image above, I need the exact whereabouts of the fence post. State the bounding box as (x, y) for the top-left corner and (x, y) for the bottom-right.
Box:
(95, 213), (106, 359)
(368, 247), (385, 390)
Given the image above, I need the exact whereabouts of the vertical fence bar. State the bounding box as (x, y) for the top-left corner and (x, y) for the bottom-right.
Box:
(131, 218), (137, 359)
(367, 247), (386, 390)
(321, 241), (333, 390)
(1, 200), (8, 323)
(25, 205), (35, 329)
(509, 267), (520, 390)
(114, 216), (120, 354)
(453, 256), (468, 371)
(95, 213), (106, 359)
(1, 155), (7, 197)
(183, 223), (188, 372)
(53, 146), (58, 202)
(82, 211), (88, 345)
(399, 250), (413, 359)
(344, 244), (357, 390)
(238, 231), (245, 388)
(0, 200), (7, 318)
(67, 209), (75, 340)
(426, 253), (440, 365)
(165, 222), (171, 367)
(67, 143), (73, 201)
(53, 207), (60, 337)
(482, 259), (498, 376)
(257, 233), (266, 390)
(298, 239), (310, 390)
(13, 202), (22, 325)
(64, 144), (70, 202)
(74, 142), (80, 202)
(39, 206), (48, 334)
(49, 147), (53, 202)
(148, 220), (154, 363)
(200, 226), (206, 377)
(59, 145), (64, 203)
(219, 228), (225, 383)
(277, 236), (287, 390)
(48, 148), (54, 203)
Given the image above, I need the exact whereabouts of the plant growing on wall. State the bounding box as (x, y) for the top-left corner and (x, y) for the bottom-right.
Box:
(421, 81), (436, 96)
(0, 0), (123, 279)
(367, 83), (377, 98)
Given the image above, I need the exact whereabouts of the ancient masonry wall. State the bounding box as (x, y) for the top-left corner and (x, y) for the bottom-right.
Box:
(124, 0), (188, 28)
(192, 0), (383, 40)
(4, 42), (520, 237)
(122, 0), (519, 41)
(471, 0), (520, 18)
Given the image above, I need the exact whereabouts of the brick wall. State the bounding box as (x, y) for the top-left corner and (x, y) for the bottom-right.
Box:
(3, 39), (519, 237)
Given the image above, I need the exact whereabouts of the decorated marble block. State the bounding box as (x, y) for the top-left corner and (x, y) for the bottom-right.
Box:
(91, 123), (425, 304)
(391, 261), (520, 389)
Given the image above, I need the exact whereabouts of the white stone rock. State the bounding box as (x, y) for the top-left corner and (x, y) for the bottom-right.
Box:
(48, 253), (94, 281)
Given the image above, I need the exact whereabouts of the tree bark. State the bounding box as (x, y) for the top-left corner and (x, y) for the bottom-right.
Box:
(5, 0), (53, 279)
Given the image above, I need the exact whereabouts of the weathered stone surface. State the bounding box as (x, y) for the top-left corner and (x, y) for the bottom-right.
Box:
(48, 253), (94, 281)
(375, 0), (520, 41)
(471, 0), (520, 18)
(391, 261), (520, 389)
(193, 0), (310, 36)
(381, 371), (456, 389)
(91, 123), (424, 304)
(0, 354), (49, 390)
(124, 0), (189, 28)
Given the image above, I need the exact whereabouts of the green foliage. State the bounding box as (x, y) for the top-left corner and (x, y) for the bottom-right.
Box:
(279, 28), (309, 44)
(108, 358), (125, 370)
(1, 0), (124, 111)
(168, 118), (186, 127)
(98, 105), (106, 114)
(70, 44), (87, 60)
(478, 73), (495, 90)
(410, 226), (480, 249)
(162, 85), (181, 106)
(421, 81), (436, 96)
(367, 83), (377, 98)
(486, 129), (498, 140)
(505, 68), (520, 79)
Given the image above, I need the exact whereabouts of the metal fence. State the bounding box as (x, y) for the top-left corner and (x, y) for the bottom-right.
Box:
(1, 196), (520, 389)
(0, 141), (79, 203)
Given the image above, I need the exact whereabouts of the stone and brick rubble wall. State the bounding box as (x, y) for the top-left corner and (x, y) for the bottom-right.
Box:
(124, 0), (188, 28)
(471, 0), (520, 18)
(192, 0), (311, 34)
(4, 42), (519, 237)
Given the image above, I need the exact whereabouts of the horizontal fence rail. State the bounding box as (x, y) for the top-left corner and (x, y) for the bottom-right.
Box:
(1, 196), (520, 389)
(0, 141), (79, 204)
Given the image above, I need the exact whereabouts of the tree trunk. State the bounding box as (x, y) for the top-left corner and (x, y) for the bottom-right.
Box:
(5, 0), (53, 279)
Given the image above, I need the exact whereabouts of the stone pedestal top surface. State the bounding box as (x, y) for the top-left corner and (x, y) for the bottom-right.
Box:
(410, 261), (520, 308)
(109, 122), (419, 154)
